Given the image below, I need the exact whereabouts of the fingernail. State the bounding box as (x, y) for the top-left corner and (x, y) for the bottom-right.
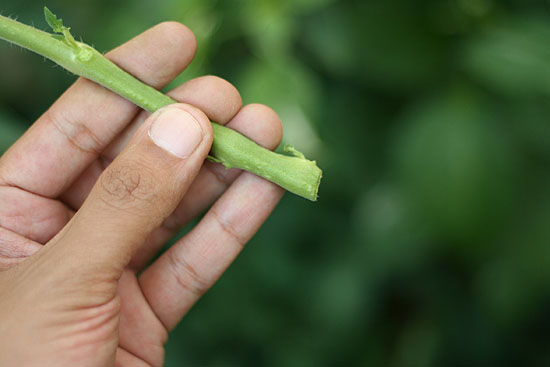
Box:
(148, 107), (203, 158)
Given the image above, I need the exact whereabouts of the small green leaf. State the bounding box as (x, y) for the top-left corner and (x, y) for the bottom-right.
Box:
(43, 6), (80, 51)
(44, 7), (64, 33)
(284, 145), (306, 159)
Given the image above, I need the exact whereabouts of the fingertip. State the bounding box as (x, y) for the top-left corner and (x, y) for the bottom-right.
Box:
(168, 75), (243, 123)
(153, 21), (197, 67)
(107, 21), (198, 88)
(226, 103), (283, 150)
(205, 75), (243, 116)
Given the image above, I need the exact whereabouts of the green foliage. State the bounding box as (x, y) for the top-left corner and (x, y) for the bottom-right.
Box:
(43, 6), (64, 33)
(1, 0), (549, 365)
(43, 6), (79, 50)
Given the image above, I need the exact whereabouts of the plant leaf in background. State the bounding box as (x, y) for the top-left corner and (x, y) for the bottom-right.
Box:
(0, 108), (26, 153)
(463, 17), (550, 97)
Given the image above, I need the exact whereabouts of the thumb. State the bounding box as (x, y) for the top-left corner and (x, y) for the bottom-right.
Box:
(52, 103), (213, 273)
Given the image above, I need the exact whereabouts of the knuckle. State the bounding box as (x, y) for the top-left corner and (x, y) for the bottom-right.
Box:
(211, 208), (247, 250)
(46, 108), (104, 154)
(167, 250), (209, 298)
(97, 160), (160, 211)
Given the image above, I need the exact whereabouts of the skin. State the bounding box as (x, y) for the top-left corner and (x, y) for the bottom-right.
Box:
(0, 22), (284, 367)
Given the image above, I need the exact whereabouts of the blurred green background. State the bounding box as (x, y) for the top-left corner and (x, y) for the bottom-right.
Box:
(1, 0), (550, 365)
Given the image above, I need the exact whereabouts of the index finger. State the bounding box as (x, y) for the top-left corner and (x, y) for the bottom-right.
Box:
(0, 22), (196, 198)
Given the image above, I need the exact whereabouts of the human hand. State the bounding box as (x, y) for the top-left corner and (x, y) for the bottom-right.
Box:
(0, 22), (283, 367)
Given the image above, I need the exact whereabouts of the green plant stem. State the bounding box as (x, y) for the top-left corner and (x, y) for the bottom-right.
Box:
(0, 13), (321, 201)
